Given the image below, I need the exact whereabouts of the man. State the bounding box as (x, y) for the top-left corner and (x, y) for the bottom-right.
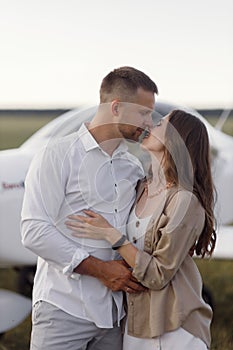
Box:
(21, 66), (158, 350)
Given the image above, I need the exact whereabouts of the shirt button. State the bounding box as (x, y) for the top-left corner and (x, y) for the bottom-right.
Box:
(115, 209), (118, 213)
(110, 160), (113, 164)
(115, 184), (117, 187)
(129, 301), (134, 306)
(135, 221), (140, 227)
(132, 236), (137, 244)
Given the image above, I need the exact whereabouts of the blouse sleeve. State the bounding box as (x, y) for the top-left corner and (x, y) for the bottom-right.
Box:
(132, 191), (205, 290)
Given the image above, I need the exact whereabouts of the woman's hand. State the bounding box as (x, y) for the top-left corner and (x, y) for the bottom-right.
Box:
(66, 210), (138, 269)
(65, 210), (119, 242)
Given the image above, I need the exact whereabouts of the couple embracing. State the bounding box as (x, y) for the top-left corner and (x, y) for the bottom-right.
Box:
(21, 66), (216, 350)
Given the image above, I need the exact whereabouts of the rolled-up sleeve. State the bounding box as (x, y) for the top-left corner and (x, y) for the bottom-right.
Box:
(132, 191), (205, 290)
(21, 146), (89, 277)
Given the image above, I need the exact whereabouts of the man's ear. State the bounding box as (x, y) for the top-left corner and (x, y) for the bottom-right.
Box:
(111, 100), (120, 116)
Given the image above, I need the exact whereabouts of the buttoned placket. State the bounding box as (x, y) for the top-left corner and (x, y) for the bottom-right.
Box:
(131, 220), (139, 245)
(109, 158), (119, 222)
(107, 154), (122, 263)
(96, 147), (120, 222)
(99, 141), (130, 225)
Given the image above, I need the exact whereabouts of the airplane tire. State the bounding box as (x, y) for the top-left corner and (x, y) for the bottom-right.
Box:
(15, 266), (36, 298)
(202, 284), (214, 310)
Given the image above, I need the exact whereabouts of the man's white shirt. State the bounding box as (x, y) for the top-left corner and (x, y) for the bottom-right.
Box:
(21, 123), (144, 328)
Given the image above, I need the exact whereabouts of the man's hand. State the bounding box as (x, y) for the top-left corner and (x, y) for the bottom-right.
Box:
(74, 256), (147, 294)
(99, 260), (147, 293)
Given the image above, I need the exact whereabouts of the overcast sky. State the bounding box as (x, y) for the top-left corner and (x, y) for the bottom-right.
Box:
(0, 0), (232, 109)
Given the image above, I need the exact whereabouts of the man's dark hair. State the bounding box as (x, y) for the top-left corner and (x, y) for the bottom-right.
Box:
(100, 66), (158, 103)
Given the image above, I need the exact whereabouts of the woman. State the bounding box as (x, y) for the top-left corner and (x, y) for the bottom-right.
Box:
(66, 110), (216, 349)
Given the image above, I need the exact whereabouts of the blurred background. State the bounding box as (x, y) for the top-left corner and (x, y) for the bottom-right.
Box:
(0, 0), (232, 349)
(0, 0), (232, 109)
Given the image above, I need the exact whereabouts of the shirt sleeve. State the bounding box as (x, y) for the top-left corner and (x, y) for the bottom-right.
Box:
(132, 191), (205, 290)
(21, 145), (89, 278)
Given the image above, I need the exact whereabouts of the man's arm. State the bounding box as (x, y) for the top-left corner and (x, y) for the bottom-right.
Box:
(21, 147), (89, 275)
(74, 256), (147, 293)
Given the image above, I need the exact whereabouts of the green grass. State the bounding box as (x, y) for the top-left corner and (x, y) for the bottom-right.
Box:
(0, 112), (233, 349)
(206, 117), (233, 136)
(196, 259), (233, 349)
(0, 115), (54, 150)
(0, 268), (31, 350)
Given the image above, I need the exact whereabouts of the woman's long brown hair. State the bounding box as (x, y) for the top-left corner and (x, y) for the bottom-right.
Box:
(163, 109), (216, 257)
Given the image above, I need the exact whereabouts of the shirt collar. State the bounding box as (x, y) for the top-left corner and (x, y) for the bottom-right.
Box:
(77, 123), (128, 155)
(77, 123), (99, 152)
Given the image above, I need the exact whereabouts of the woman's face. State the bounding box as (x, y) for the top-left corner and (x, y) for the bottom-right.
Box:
(141, 115), (169, 153)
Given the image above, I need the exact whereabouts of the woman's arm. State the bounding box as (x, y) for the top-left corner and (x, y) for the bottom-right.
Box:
(66, 191), (205, 290)
(132, 191), (205, 290)
(66, 209), (139, 268)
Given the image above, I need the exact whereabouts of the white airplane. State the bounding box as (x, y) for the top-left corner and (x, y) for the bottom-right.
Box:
(0, 102), (232, 333)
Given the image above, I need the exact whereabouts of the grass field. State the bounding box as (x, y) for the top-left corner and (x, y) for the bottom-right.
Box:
(0, 115), (54, 150)
(0, 111), (233, 349)
(0, 111), (233, 150)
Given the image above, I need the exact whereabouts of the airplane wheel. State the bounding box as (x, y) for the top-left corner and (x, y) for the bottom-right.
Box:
(15, 266), (36, 298)
(202, 284), (214, 310)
